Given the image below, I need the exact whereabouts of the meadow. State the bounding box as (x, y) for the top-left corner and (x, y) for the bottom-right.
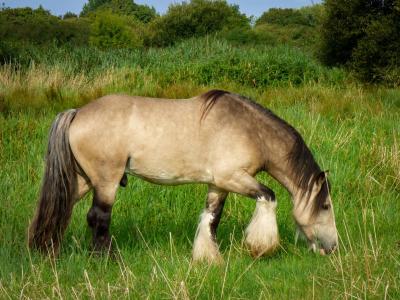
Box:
(0, 38), (399, 299)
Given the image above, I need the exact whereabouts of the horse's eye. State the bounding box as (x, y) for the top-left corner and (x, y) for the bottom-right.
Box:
(322, 203), (331, 210)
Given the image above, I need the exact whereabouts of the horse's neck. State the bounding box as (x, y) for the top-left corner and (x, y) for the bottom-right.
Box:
(259, 139), (311, 202)
(245, 100), (314, 201)
(266, 164), (304, 199)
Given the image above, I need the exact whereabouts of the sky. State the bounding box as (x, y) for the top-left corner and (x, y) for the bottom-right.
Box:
(3, 0), (321, 17)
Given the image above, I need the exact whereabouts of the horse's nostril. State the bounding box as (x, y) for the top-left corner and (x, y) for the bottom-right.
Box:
(324, 244), (337, 254)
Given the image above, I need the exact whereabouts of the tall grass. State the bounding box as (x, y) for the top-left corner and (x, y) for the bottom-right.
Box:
(0, 38), (399, 298)
(0, 38), (347, 112)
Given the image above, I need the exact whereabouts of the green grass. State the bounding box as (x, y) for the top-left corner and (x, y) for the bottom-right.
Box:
(0, 40), (399, 298)
(0, 38), (346, 112)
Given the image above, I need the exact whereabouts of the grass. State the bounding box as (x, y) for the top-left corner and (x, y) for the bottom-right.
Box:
(0, 38), (346, 112)
(0, 39), (399, 299)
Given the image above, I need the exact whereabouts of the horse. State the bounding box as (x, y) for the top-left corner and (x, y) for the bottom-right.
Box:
(28, 89), (338, 262)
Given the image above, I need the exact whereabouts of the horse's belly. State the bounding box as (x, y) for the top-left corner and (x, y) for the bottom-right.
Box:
(126, 157), (213, 185)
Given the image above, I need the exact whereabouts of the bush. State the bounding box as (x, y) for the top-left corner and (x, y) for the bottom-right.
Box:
(63, 12), (78, 19)
(89, 10), (144, 49)
(58, 18), (91, 46)
(220, 27), (263, 46)
(147, 0), (249, 46)
(351, 14), (400, 83)
(0, 7), (90, 46)
(0, 41), (18, 64)
(81, 0), (157, 23)
(320, 0), (400, 84)
(251, 6), (323, 52)
(256, 8), (319, 27)
(0, 7), (58, 44)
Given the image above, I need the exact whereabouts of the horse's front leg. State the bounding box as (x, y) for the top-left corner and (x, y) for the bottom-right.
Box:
(192, 185), (227, 264)
(215, 172), (279, 257)
(245, 191), (279, 257)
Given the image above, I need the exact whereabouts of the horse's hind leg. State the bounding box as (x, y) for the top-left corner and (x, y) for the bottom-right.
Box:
(215, 171), (279, 257)
(193, 185), (227, 264)
(74, 174), (91, 203)
(87, 183), (118, 253)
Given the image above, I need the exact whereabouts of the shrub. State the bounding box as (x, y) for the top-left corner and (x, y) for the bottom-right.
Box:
(0, 7), (90, 46)
(147, 0), (250, 46)
(81, 0), (109, 15)
(220, 27), (263, 46)
(320, 0), (400, 84)
(251, 6), (323, 52)
(89, 10), (144, 49)
(0, 7), (59, 44)
(58, 18), (90, 46)
(256, 8), (318, 27)
(63, 11), (78, 19)
(81, 0), (157, 23)
(351, 14), (400, 83)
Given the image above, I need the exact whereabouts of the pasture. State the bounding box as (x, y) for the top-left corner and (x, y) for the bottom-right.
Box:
(0, 39), (399, 299)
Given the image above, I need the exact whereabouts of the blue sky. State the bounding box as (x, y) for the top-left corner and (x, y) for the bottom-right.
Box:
(3, 0), (321, 17)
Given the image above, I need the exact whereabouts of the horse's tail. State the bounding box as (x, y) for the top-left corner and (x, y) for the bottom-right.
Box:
(28, 109), (78, 254)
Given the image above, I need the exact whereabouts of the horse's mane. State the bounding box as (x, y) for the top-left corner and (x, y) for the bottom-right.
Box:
(201, 89), (328, 212)
(200, 89), (228, 121)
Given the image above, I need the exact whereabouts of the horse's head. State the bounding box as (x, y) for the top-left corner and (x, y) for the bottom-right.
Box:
(293, 171), (338, 255)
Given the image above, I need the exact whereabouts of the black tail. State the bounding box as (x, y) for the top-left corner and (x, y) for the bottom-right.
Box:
(28, 109), (78, 254)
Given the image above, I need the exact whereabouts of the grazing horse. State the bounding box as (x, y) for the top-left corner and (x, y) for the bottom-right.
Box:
(28, 90), (338, 262)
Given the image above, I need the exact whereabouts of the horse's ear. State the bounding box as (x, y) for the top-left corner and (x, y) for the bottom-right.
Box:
(314, 171), (328, 192)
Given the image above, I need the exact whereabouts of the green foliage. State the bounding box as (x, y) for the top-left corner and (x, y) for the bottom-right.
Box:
(256, 7), (321, 27)
(240, 6), (324, 52)
(81, 0), (157, 23)
(58, 18), (91, 45)
(147, 0), (249, 46)
(0, 41), (17, 64)
(0, 38), (346, 94)
(320, 0), (400, 84)
(89, 10), (144, 49)
(63, 11), (78, 19)
(81, 0), (111, 15)
(351, 13), (400, 84)
(220, 27), (263, 46)
(0, 7), (90, 47)
(244, 23), (318, 52)
(0, 7), (58, 44)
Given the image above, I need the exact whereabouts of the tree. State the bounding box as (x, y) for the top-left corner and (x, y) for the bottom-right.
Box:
(256, 8), (315, 27)
(320, 0), (400, 83)
(147, 0), (249, 46)
(63, 11), (78, 19)
(89, 10), (143, 49)
(0, 7), (90, 46)
(250, 5), (323, 51)
(81, 0), (109, 16)
(81, 0), (156, 23)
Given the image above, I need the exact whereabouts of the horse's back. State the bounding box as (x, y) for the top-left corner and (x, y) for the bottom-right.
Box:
(69, 94), (264, 186)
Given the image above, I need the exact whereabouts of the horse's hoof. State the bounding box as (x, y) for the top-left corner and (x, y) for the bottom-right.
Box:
(192, 254), (224, 265)
(247, 241), (279, 258)
(192, 238), (223, 265)
(90, 236), (115, 257)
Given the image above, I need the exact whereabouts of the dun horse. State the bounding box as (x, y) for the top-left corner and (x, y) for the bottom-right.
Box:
(28, 90), (338, 262)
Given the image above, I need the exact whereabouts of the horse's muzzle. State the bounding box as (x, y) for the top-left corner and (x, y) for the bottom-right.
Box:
(319, 243), (337, 255)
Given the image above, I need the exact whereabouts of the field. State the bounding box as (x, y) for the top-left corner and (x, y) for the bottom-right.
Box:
(0, 39), (399, 299)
